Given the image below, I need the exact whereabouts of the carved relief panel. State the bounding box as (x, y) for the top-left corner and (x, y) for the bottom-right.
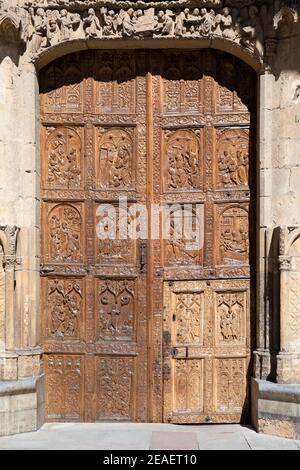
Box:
(164, 129), (202, 192)
(173, 360), (204, 414)
(164, 280), (250, 424)
(94, 53), (136, 114)
(95, 356), (135, 421)
(97, 127), (135, 190)
(45, 355), (84, 421)
(97, 279), (136, 342)
(216, 358), (247, 413)
(40, 60), (84, 115)
(164, 204), (204, 267)
(216, 129), (250, 189)
(216, 205), (250, 267)
(43, 278), (84, 341)
(42, 127), (83, 189)
(42, 203), (83, 264)
(95, 203), (137, 265)
(215, 291), (247, 347)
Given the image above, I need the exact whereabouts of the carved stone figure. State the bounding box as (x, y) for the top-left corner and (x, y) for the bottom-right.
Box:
(200, 8), (216, 37)
(120, 8), (134, 37)
(154, 10), (174, 37)
(46, 15), (60, 46)
(241, 6), (264, 59)
(216, 7), (237, 40)
(58, 8), (80, 41)
(29, 7), (47, 51)
(83, 8), (102, 39)
(101, 7), (118, 37)
(12, 2), (297, 65)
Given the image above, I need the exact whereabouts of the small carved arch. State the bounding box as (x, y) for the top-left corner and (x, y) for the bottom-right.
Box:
(0, 232), (7, 258)
(97, 65), (113, 82)
(288, 232), (300, 271)
(0, 14), (22, 43)
(286, 229), (300, 256)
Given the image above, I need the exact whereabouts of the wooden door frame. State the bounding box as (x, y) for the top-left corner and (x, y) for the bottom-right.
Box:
(38, 47), (258, 424)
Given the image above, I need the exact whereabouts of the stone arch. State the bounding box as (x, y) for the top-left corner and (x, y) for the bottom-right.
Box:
(0, 13), (22, 43)
(33, 38), (263, 73)
(287, 228), (300, 256)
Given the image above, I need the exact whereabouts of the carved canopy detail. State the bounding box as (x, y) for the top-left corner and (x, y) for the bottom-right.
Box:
(0, 3), (25, 43)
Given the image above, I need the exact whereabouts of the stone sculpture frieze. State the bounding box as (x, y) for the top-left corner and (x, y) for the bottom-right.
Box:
(0, 1), (299, 63)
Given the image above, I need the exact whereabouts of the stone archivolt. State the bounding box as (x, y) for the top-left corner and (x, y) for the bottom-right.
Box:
(0, 1), (298, 63)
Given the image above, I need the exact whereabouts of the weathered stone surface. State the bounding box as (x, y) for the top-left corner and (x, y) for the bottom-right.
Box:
(252, 379), (300, 440)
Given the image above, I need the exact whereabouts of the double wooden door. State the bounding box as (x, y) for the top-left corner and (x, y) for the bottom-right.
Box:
(40, 50), (256, 423)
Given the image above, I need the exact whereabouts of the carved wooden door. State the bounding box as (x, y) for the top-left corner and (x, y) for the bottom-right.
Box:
(150, 51), (256, 424)
(40, 51), (148, 422)
(40, 50), (256, 424)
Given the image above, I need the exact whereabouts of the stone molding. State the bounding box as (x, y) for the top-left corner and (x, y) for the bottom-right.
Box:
(0, 225), (20, 271)
(278, 225), (300, 384)
(279, 225), (300, 258)
(0, 1), (298, 66)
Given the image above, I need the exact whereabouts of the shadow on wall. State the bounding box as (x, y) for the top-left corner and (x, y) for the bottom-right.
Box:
(0, 40), (25, 67)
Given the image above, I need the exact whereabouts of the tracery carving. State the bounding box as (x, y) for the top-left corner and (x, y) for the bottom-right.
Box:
(98, 279), (135, 341)
(96, 356), (134, 420)
(217, 358), (245, 411)
(174, 359), (203, 413)
(46, 355), (83, 420)
(0, 2), (24, 43)
(1, 1), (297, 64)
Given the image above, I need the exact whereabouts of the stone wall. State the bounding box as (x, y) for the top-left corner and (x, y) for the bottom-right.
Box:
(0, 21), (43, 435)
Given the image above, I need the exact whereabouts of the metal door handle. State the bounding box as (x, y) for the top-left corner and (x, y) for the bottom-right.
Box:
(140, 241), (147, 273)
(171, 347), (178, 358)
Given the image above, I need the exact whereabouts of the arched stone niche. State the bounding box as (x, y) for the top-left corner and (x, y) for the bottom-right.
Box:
(278, 226), (300, 384)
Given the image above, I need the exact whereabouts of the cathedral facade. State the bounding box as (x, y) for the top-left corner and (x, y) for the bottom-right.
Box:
(0, 0), (300, 439)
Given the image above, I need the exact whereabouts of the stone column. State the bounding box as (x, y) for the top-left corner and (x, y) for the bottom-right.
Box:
(0, 18), (43, 434)
(254, 71), (278, 381)
(277, 227), (300, 384)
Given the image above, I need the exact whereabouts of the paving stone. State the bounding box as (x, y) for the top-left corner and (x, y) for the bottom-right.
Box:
(150, 431), (199, 450)
(0, 424), (299, 450)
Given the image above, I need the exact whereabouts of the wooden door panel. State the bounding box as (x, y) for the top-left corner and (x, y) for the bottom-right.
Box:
(158, 50), (255, 424)
(45, 355), (84, 422)
(41, 51), (148, 423)
(163, 280), (250, 424)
